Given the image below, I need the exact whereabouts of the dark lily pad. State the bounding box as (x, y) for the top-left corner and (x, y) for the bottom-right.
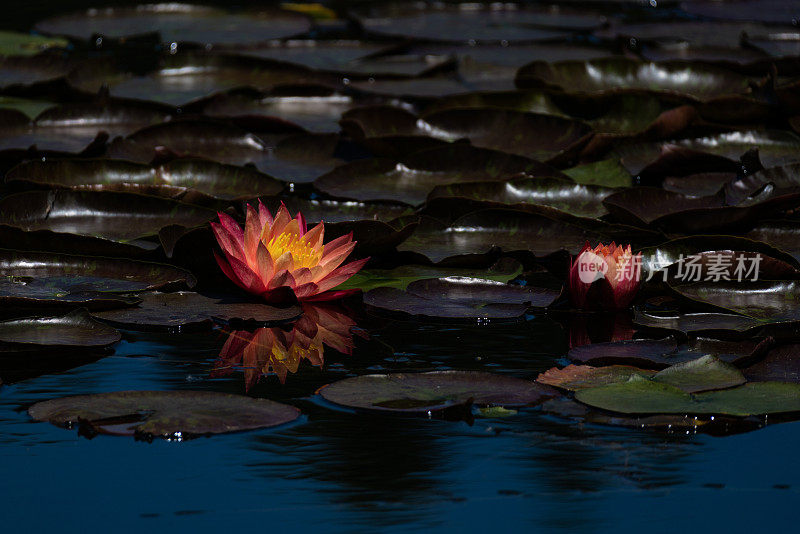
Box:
(365, 276), (558, 320)
(594, 20), (779, 48)
(315, 144), (560, 206)
(68, 52), (330, 107)
(516, 57), (751, 100)
(188, 86), (361, 133)
(7, 158), (284, 203)
(662, 172), (736, 197)
(0, 52), (73, 89)
(0, 190), (217, 250)
(258, 197), (409, 225)
(744, 344), (800, 383)
(233, 40), (392, 71)
(0, 96), (56, 118)
(537, 364), (655, 391)
(0, 309), (120, 348)
(421, 89), (567, 117)
(746, 221), (800, 262)
(92, 291), (302, 331)
(633, 309), (764, 334)
(673, 281), (800, 323)
(35, 4), (312, 45)
(427, 176), (614, 219)
(318, 370), (558, 413)
(28, 390), (301, 439)
(568, 336), (767, 369)
(398, 209), (608, 263)
(575, 376), (800, 416)
(419, 108), (592, 163)
(0, 247), (195, 292)
(358, 5), (582, 44)
(681, 0), (799, 26)
(335, 258), (523, 292)
(638, 235), (800, 279)
(110, 119), (343, 183)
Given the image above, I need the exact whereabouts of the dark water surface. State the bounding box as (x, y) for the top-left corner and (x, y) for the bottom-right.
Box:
(2, 318), (798, 532)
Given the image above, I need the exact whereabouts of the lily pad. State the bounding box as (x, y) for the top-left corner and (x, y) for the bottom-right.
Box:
(0, 96), (56, 118)
(35, 4), (312, 45)
(516, 57), (751, 100)
(576, 376), (800, 416)
(0, 31), (67, 56)
(335, 258), (522, 292)
(92, 291), (302, 331)
(28, 390), (301, 439)
(318, 370), (558, 413)
(0, 309), (120, 348)
(662, 172), (736, 197)
(0, 52), (73, 89)
(7, 158), (284, 203)
(652, 355), (746, 393)
(633, 310), (764, 334)
(358, 6), (581, 44)
(110, 119), (343, 183)
(397, 209), (608, 263)
(537, 364), (655, 391)
(673, 281), (800, 323)
(68, 52), (330, 107)
(0, 190), (217, 250)
(364, 276), (557, 320)
(744, 344), (800, 383)
(315, 144), (560, 205)
(681, 0), (799, 26)
(0, 247), (194, 292)
(563, 158), (633, 188)
(427, 176), (614, 219)
(258, 197), (409, 225)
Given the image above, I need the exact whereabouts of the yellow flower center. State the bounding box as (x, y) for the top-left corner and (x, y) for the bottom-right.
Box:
(266, 230), (323, 269)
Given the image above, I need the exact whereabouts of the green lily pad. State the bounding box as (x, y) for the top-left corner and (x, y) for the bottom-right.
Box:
(563, 158), (633, 188)
(318, 370), (558, 413)
(0, 31), (67, 56)
(0, 309), (120, 348)
(0, 96), (56, 118)
(653, 355), (746, 393)
(29, 390), (301, 439)
(576, 376), (800, 416)
(673, 281), (800, 323)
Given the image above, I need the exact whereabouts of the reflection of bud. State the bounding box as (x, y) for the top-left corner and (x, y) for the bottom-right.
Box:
(212, 304), (358, 390)
(566, 312), (635, 349)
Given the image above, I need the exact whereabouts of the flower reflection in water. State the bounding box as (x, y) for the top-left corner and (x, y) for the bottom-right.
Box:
(212, 304), (359, 390)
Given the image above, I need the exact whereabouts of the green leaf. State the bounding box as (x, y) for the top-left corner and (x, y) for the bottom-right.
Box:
(0, 31), (67, 56)
(564, 158), (632, 188)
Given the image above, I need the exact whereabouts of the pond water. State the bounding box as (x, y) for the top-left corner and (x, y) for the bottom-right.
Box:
(3, 318), (799, 532)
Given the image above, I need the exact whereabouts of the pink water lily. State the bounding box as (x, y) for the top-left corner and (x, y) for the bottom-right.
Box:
(568, 242), (641, 310)
(211, 201), (368, 302)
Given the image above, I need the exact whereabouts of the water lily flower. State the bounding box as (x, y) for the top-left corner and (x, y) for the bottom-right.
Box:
(568, 242), (641, 310)
(212, 304), (358, 389)
(212, 201), (368, 302)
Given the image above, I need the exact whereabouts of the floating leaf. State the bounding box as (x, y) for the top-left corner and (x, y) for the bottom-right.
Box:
(364, 276), (557, 320)
(0, 309), (120, 348)
(563, 159), (632, 188)
(92, 291), (302, 331)
(318, 370), (558, 413)
(0, 31), (67, 56)
(673, 281), (800, 323)
(576, 376), (800, 416)
(0, 53), (73, 89)
(36, 4), (312, 45)
(398, 209), (608, 263)
(652, 355), (746, 393)
(7, 158), (284, 203)
(29, 390), (301, 439)
(537, 364), (655, 391)
(633, 309), (763, 334)
(744, 344), (800, 383)
(335, 258), (522, 292)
